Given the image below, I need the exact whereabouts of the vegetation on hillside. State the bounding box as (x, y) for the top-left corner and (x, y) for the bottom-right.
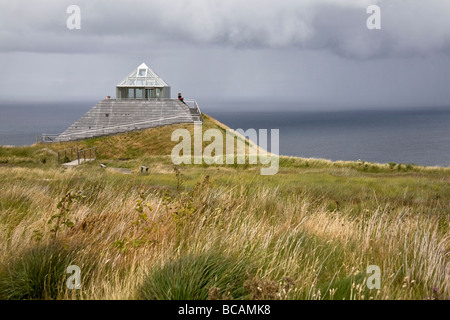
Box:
(0, 116), (448, 300)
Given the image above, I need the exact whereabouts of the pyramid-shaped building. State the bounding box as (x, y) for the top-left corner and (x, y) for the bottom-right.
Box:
(116, 63), (171, 99)
(53, 63), (202, 142)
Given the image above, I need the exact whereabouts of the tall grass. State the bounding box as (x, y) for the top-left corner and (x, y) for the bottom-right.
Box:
(138, 252), (251, 300)
(1, 120), (449, 300)
(0, 162), (448, 300)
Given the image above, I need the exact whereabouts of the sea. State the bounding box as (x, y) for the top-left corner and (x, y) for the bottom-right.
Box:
(1, 100), (449, 167)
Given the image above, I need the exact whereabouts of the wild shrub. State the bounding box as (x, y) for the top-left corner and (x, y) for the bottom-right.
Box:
(0, 242), (89, 300)
(138, 252), (251, 300)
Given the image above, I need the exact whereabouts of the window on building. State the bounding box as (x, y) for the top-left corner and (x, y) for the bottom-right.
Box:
(138, 69), (146, 77)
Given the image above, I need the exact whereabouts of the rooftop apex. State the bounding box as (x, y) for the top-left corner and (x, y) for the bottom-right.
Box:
(116, 62), (170, 88)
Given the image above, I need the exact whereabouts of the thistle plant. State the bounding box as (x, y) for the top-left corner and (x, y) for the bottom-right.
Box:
(49, 191), (84, 239)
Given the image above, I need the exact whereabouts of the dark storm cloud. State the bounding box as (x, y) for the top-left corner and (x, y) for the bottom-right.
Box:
(1, 0), (450, 58)
(1, 0), (450, 106)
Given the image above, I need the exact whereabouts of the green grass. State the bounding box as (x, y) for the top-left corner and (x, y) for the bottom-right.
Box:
(0, 242), (85, 300)
(0, 116), (448, 300)
(138, 251), (252, 300)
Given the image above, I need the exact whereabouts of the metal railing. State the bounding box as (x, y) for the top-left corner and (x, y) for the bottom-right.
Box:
(77, 147), (97, 165)
(55, 114), (189, 141)
(57, 146), (97, 165)
(184, 99), (203, 122)
(57, 147), (79, 163)
(183, 99), (202, 114)
(41, 99), (203, 143)
(114, 97), (202, 114)
(41, 134), (60, 143)
(115, 98), (172, 101)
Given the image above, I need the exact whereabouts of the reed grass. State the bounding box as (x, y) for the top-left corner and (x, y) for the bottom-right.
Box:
(0, 118), (448, 300)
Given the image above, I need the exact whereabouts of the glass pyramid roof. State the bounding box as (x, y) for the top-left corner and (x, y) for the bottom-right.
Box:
(116, 63), (170, 87)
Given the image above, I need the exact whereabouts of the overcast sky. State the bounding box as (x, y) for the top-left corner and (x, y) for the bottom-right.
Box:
(1, 0), (450, 109)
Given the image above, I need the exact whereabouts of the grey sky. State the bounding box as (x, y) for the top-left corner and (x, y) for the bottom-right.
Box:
(0, 0), (450, 109)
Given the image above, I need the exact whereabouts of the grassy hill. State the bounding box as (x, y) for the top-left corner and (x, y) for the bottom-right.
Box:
(0, 114), (448, 300)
